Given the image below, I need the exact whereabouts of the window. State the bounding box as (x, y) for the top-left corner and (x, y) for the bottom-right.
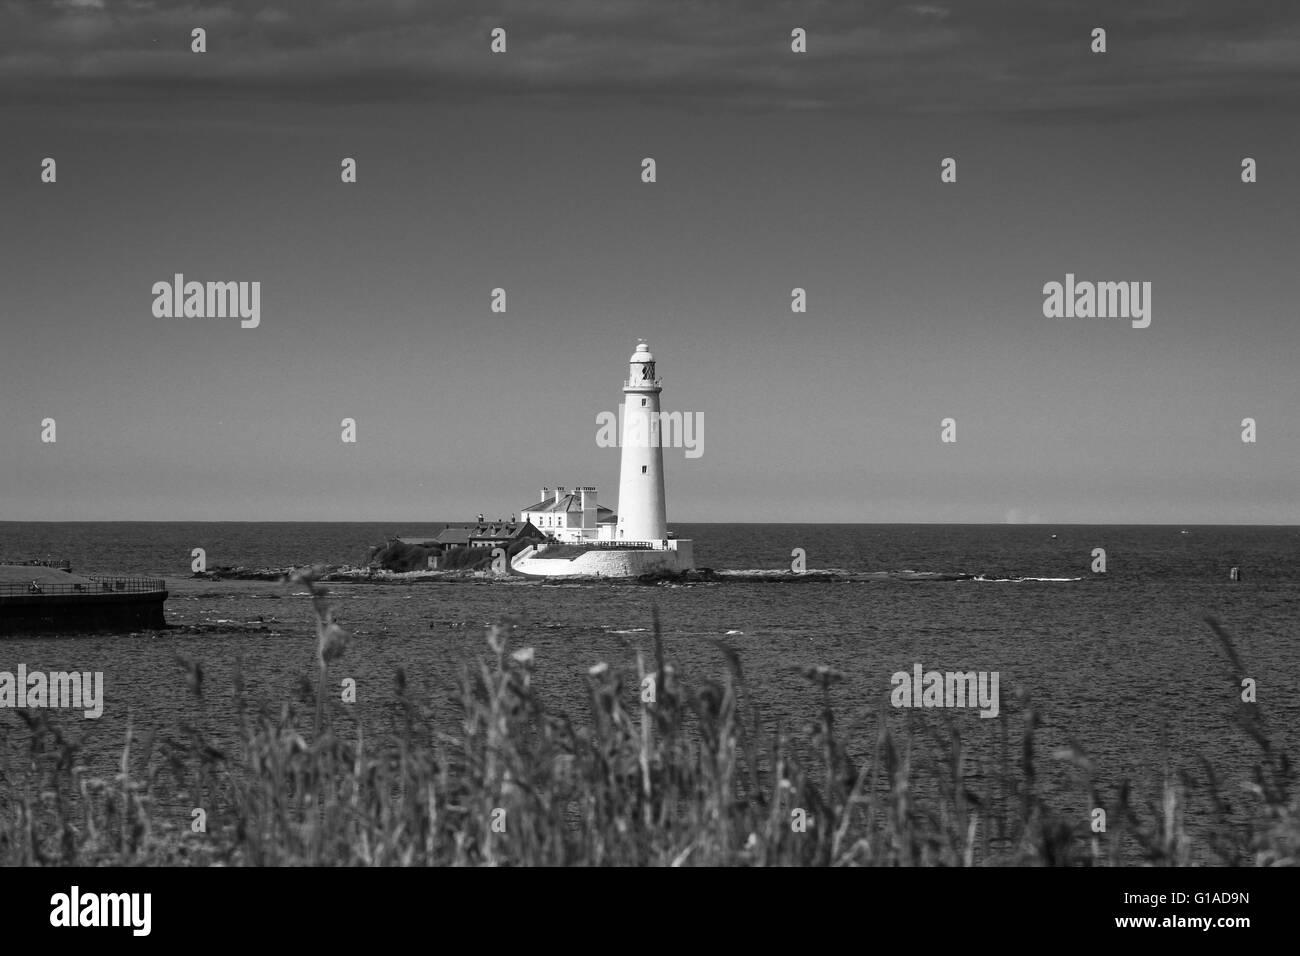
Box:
(641, 398), (647, 406)
(642, 466), (647, 474)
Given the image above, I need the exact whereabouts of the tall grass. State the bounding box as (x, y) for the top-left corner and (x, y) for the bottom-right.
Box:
(0, 576), (1294, 866)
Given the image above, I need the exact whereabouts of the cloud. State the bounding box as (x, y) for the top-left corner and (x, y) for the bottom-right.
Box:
(2, 0), (1298, 115)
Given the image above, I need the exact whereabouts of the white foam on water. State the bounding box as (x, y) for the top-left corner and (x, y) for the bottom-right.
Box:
(972, 576), (1082, 583)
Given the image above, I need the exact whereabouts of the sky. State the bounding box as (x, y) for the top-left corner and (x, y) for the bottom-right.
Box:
(1, 0), (1297, 523)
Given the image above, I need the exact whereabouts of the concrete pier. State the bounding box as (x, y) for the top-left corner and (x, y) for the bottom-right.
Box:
(0, 566), (168, 634)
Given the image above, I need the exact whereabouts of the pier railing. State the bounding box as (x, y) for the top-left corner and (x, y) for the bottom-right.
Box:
(0, 577), (167, 598)
(535, 540), (660, 552)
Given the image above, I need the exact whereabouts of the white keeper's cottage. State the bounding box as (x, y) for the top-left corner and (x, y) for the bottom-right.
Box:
(520, 486), (617, 542)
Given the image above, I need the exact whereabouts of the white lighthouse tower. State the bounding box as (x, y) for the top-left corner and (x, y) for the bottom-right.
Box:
(616, 341), (669, 541)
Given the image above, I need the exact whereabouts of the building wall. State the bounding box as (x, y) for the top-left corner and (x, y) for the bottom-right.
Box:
(0, 591), (169, 633)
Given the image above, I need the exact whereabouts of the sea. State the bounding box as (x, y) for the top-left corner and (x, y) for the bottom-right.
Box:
(2, 521), (1297, 856)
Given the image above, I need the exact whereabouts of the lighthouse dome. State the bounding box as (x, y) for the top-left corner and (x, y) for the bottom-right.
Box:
(630, 342), (654, 363)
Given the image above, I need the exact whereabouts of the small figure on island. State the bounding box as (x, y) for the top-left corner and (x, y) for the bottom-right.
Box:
(28, 581), (42, 594)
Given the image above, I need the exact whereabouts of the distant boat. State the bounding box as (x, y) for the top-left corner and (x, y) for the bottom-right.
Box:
(1180, 529), (1190, 534)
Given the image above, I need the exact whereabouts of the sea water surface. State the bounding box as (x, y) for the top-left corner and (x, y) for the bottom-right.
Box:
(1, 522), (1297, 857)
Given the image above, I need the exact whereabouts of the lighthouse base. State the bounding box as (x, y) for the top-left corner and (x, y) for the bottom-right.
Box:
(512, 540), (694, 579)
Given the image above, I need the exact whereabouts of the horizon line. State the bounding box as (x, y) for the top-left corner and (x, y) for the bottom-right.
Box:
(2, 520), (1297, 528)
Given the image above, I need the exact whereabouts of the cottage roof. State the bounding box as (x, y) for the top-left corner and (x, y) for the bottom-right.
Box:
(469, 521), (542, 541)
(522, 492), (617, 518)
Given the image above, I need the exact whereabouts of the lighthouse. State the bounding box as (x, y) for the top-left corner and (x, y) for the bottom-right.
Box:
(511, 340), (693, 578)
(616, 341), (669, 541)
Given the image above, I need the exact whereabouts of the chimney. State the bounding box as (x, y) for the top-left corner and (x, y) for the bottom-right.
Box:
(554, 486), (565, 503)
(541, 486), (549, 502)
(581, 487), (597, 530)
